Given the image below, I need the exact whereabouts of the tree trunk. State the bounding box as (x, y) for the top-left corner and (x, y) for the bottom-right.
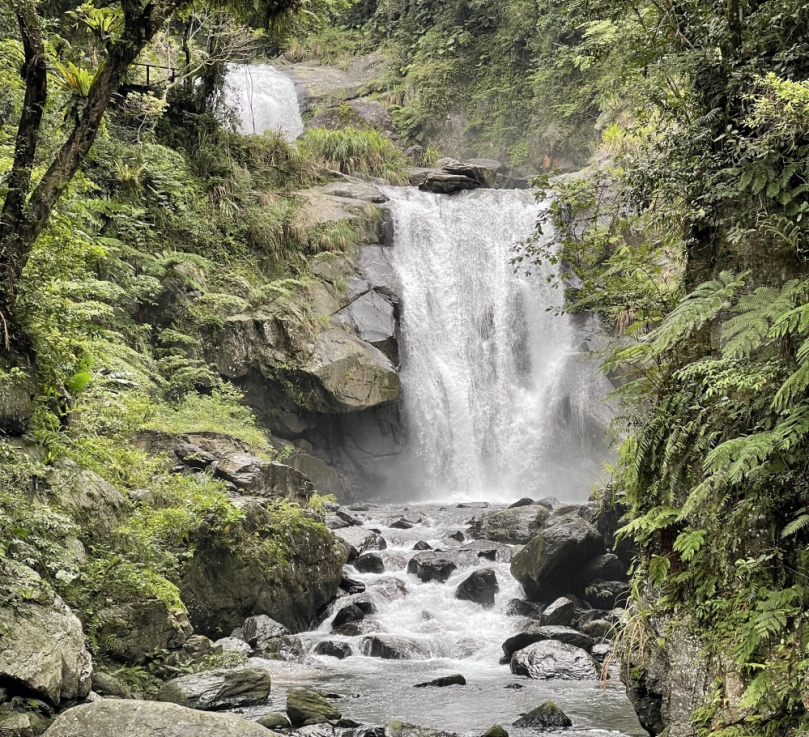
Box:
(0, 0), (181, 357)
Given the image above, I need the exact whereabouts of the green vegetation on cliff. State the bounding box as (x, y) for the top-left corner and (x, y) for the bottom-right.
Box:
(512, 0), (809, 732)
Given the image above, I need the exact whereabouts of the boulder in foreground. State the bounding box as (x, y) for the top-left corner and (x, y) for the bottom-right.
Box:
(41, 700), (270, 736)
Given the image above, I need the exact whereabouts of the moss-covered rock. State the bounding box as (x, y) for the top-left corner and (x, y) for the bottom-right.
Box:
(180, 502), (348, 636)
(513, 701), (572, 728)
(286, 688), (341, 726)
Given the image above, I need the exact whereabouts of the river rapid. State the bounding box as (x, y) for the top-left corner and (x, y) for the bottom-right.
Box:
(239, 504), (644, 737)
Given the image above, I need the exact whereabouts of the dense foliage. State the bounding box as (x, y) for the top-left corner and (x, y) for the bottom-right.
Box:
(513, 0), (809, 732)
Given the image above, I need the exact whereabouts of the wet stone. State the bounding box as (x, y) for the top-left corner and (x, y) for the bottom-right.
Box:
(414, 674), (466, 688)
(354, 552), (385, 574)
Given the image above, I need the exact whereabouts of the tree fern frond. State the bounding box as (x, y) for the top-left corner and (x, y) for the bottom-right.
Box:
(782, 513), (809, 537)
(651, 271), (747, 355)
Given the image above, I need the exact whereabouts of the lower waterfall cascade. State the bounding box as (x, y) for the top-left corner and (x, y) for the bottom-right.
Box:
(385, 187), (615, 503)
(224, 63), (304, 140)
(238, 505), (644, 737)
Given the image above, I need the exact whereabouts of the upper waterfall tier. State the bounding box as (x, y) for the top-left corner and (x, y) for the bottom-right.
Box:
(385, 187), (614, 503)
(224, 64), (304, 140)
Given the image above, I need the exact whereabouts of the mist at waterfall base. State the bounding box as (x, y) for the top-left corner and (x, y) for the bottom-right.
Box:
(385, 187), (615, 505)
(224, 64), (304, 140)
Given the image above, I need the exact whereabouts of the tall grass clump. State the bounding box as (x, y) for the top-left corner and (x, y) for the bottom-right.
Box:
(301, 127), (410, 184)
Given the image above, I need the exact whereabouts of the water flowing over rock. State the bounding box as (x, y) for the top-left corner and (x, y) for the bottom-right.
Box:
(360, 635), (431, 660)
(502, 624), (594, 660)
(225, 64), (304, 139)
(386, 187), (614, 501)
(41, 700), (270, 736)
(510, 640), (599, 681)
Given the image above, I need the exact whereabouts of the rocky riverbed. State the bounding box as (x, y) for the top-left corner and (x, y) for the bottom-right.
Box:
(32, 497), (644, 737)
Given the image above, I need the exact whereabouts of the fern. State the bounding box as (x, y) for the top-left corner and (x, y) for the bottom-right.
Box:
(781, 513), (809, 537)
(651, 271), (748, 355)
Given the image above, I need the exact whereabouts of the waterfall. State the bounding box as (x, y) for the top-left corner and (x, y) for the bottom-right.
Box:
(224, 64), (304, 140)
(386, 187), (614, 503)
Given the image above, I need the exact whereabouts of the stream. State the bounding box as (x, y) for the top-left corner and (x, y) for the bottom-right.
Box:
(240, 505), (644, 737)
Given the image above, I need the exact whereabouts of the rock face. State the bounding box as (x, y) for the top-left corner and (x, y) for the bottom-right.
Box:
(454, 568), (499, 608)
(407, 552), (460, 583)
(471, 506), (551, 545)
(281, 54), (386, 113)
(510, 641), (599, 681)
(0, 563), (92, 705)
(41, 699), (269, 736)
(157, 667), (271, 710)
(286, 688), (342, 726)
(510, 514), (605, 602)
(360, 635), (430, 660)
(180, 507), (347, 635)
(96, 599), (193, 664)
(513, 701), (572, 729)
(213, 453), (313, 502)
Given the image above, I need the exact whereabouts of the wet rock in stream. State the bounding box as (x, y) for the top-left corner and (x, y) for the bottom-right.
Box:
(510, 640), (599, 680)
(513, 701), (572, 729)
(413, 674), (466, 688)
(360, 635), (430, 660)
(286, 688), (342, 726)
(454, 568), (499, 607)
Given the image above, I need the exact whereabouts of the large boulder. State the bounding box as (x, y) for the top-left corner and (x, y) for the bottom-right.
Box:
(471, 506), (550, 545)
(360, 635), (430, 660)
(502, 625), (594, 660)
(314, 640), (352, 659)
(454, 569), (499, 608)
(286, 688), (341, 726)
(510, 514), (605, 602)
(181, 503), (347, 636)
(510, 640), (599, 681)
(157, 667), (271, 710)
(96, 599), (193, 664)
(441, 161), (500, 188)
(459, 540), (513, 563)
(41, 700), (269, 736)
(541, 597), (577, 627)
(418, 172), (479, 194)
(213, 298), (399, 417)
(354, 552), (385, 573)
(583, 553), (627, 582)
(0, 563), (92, 705)
(333, 527), (387, 561)
(407, 552), (461, 583)
(242, 615), (291, 646)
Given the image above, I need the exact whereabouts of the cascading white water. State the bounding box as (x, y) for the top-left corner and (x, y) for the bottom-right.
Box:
(386, 187), (613, 503)
(224, 64), (304, 140)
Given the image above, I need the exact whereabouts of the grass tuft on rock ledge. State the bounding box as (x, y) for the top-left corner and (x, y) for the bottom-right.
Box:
(301, 127), (410, 184)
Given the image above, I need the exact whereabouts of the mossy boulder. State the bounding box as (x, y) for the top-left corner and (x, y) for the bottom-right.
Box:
(0, 563), (92, 705)
(180, 501), (347, 636)
(513, 701), (572, 728)
(286, 688), (341, 726)
(510, 514), (605, 603)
